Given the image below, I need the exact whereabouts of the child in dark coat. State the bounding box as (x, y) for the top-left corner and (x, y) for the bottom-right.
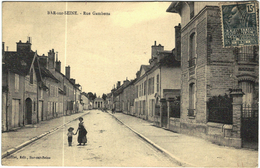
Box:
(67, 127), (77, 146)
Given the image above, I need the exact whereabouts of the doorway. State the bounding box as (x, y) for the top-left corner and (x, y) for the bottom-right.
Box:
(25, 98), (32, 124)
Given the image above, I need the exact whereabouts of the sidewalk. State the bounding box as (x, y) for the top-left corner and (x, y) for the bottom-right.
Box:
(110, 112), (258, 167)
(2, 111), (90, 157)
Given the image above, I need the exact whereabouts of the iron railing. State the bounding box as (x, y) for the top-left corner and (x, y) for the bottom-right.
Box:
(169, 101), (180, 118)
(208, 107), (232, 124)
(237, 53), (257, 62)
(242, 103), (258, 118)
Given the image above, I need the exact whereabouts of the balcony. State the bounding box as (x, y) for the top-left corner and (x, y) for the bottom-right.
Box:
(237, 53), (257, 63)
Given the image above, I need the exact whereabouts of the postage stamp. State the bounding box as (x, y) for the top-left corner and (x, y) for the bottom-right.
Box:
(220, 2), (259, 47)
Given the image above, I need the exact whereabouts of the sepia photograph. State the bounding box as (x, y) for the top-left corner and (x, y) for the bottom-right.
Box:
(1, 1), (259, 167)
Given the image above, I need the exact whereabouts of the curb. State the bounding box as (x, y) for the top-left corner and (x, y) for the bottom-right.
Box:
(108, 111), (196, 167)
(2, 111), (90, 159)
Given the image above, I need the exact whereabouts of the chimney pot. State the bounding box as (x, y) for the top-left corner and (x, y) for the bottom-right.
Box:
(65, 66), (71, 79)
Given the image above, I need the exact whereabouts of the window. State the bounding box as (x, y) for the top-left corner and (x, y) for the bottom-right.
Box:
(30, 69), (33, 84)
(157, 74), (159, 93)
(135, 86), (138, 98)
(148, 77), (154, 95)
(236, 46), (258, 62)
(40, 89), (43, 99)
(239, 81), (254, 106)
(15, 74), (19, 92)
(139, 84), (142, 97)
(188, 83), (195, 116)
(142, 83), (144, 96)
(151, 77), (154, 94)
(64, 85), (67, 95)
(189, 33), (196, 67)
(142, 100), (146, 115)
(144, 80), (147, 95)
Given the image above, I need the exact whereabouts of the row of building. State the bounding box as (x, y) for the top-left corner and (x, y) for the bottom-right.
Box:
(106, 2), (259, 149)
(2, 39), (91, 131)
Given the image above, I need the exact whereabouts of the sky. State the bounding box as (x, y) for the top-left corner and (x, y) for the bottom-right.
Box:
(2, 2), (181, 97)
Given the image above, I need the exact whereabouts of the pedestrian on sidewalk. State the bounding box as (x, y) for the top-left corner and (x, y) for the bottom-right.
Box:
(77, 117), (87, 146)
(67, 127), (77, 147)
(112, 107), (115, 114)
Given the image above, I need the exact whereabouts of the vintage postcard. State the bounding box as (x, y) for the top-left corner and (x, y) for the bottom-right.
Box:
(2, 1), (259, 167)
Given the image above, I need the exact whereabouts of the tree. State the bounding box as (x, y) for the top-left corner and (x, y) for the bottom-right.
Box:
(87, 92), (94, 100)
(93, 93), (97, 100)
(102, 93), (107, 101)
(87, 92), (97, 104)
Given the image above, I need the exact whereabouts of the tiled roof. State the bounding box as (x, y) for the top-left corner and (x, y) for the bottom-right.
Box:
(3, 51), (35, 76)
(40, 66), (60, 82)
(141, 65), (151, 72)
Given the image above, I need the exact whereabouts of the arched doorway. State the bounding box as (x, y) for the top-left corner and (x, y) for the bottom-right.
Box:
(25, 98), (32, 124)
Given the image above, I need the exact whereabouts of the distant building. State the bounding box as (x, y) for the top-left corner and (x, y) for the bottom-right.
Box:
(81, 92), (90, 110)
(93, 97), (104, 109)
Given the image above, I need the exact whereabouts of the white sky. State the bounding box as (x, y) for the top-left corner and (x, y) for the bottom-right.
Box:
(2, 2), (181, 97)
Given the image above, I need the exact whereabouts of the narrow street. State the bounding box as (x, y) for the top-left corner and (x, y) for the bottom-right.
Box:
(2, 110), (178, 167)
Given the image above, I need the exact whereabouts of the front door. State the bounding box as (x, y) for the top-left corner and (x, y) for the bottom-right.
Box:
(12, 99), (20, 128)
(26, 98), (32, 124)
(161, 103), (168, 128)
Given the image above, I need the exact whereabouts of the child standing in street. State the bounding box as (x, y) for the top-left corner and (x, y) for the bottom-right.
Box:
(67, 127), (77, 146)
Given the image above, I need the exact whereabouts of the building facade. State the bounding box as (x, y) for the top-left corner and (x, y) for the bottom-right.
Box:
(134, 41), (181, 123)
(2, 39), (85, 131)
(93, 97), (104, 109)
(167, 2), (259, 148)
(2, 40), (41, 130)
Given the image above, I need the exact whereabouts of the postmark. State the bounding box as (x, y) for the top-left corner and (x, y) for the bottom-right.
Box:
(220, 2), (259, 47)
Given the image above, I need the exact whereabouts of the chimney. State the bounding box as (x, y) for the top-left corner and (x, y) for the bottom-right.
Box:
(39, 54), (48, 67)
(48, 49), (55, 69)
(55, 52), (61, 72)
(117, 81), (121, 89)
(175, 23), (181, 61)
(56, 61), (61, 72)
(65, 65), (70, 79)
(17, 40), (31, 53)
(151, 41), (164, 60)
(70, 78), (75, 84)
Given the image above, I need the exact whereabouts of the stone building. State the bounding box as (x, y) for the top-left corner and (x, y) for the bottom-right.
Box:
(122, 79), (136, 115)
(81, 92), (90, 110)
(93, 97), (104, 109)
(134, 41), (181, 123)
(2, 39), (84, 131)
(167, 2), (258, 148)
(2, 40), (41, 130)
